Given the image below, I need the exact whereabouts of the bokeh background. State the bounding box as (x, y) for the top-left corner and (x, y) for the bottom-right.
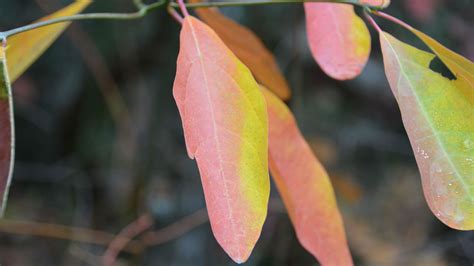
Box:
(0, 0), (473, 265)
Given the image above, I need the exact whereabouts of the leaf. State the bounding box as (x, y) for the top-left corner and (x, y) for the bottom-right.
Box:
(304, 3), (371, 80)
(173, 16), (269, 263)
(189, 0), (291, 100)
(359, 0), (391, 8)
(6, 0), (91, 82)
(379, 31), (474, 230)
(262, 87), (353, 265)
(399, 22), (474, 91)
(0, 46), (15, 216)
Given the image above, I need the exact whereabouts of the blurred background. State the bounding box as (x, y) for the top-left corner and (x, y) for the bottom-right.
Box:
(0, 0), (473, 265)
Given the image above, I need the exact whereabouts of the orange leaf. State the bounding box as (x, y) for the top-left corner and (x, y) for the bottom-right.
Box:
(262, 87), (353, 265)
(189, 0), (291, 100)
(173, 16), (270, 263)
(305, 3), (371, 80)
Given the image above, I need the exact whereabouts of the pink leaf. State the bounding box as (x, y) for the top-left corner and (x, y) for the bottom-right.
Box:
(173, 16), (270, 263)
(304, 3), (371, 80)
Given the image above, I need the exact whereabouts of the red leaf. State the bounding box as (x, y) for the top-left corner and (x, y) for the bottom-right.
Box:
(0, 47), (14, 215)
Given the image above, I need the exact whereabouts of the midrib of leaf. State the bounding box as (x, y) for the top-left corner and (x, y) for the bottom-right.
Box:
(186, 19), (240, 257)
(382, 34), (474, 202)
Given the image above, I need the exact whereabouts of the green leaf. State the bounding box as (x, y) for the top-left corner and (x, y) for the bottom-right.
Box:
(380, 31), (474, 230)
(375, 12), (473, 102)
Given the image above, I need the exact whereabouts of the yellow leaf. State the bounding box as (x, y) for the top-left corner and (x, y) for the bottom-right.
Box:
(6, 0), (91, 82)
(408, 27), (474, 89)
(408, 30), (474, 107)
(376, 12), (473, 101)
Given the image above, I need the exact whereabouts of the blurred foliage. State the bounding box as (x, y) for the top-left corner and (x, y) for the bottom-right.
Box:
(0, 0), (473, 265)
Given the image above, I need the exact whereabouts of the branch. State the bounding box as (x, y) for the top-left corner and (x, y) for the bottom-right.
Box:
(0, 0), (166, 38)
(0, 0), (388, 39)
(172, 0), (367, 9)
(102, 214), (154, 266)
(0, 219), (145, 254)
(0, 209), (208, 255)
(141, 209), (208, 245)
(371, 10), (414, 30)
(363, 9), (381, 33)
(35, 0), (132, 131)
(0, 202), (287, 262)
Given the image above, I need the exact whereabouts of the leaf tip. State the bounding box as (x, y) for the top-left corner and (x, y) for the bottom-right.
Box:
(224, 245), (253, 264)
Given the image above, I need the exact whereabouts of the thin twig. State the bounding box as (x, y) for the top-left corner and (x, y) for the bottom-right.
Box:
(0, 0), (388, 38)
(142, 209), (208, 245)
(34, 0), (132, 131)
(0, 219), (145, 254)
(133, 0), (147, 10)
(177, 0), (190, 17)
(0, 202), (288, 262)
(0, 209), (208, 256)
(171, 0), (371, 9)
(372, 10), (414, 30)
(102, 214), (154, 266)
(363, 9), (381, 33)
(168, 5), (184, 24)
(0, 0), (166, 38)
